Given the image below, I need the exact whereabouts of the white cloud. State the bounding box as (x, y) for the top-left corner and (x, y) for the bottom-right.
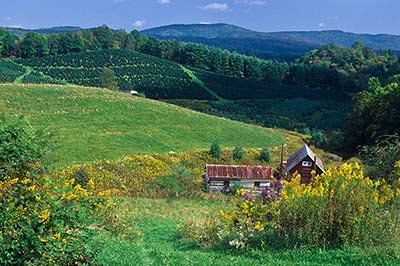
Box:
(198, 3), (229, 11)
(158, 0), (170, 3)
(7, 24), (23, 28)
(4, 17), (12, 21)
(133, 20), (146, 27)
(319, 22), (326, 27)
(235, 0), (266, 6)
(200, 21), (212, 24)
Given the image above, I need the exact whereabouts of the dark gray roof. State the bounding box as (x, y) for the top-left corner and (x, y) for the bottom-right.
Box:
(286, 144), (325, 173)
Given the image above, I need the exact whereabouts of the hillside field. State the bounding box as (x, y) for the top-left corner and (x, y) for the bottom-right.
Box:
(9, 50), (346, 132)
(0, 83), (285, 167)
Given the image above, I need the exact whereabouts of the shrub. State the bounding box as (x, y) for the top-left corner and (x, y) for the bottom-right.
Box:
(259, 148), (271, 162)
(0, 116), (120, 265)
(0, 115), (50, 181)
(233, 146), (244, 161)
(210, 141), (221, 160)
(156, 166), (202, 198)
(100, 67), (118, 90)
(361, 135), (400, 184)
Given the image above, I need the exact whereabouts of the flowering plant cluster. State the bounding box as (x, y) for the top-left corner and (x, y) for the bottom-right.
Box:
(0, 117), (123, 265)
(181, 162), (400, 249)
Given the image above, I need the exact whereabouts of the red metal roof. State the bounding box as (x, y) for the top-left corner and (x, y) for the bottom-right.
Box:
(206, 164), (273, 180)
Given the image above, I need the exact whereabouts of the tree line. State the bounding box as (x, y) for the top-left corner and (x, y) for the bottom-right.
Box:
(0, 25), (345, 91)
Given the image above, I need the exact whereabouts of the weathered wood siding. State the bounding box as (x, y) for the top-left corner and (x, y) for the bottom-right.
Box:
(209, 179), (271, 194)
(288, 155), (324, 184)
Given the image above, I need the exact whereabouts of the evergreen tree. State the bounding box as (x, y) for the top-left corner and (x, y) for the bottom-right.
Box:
(260, 148), (271, 162)
(233, 146), (244, 161)
(100, 67), (118, 90)
(210, 141), (221, 160)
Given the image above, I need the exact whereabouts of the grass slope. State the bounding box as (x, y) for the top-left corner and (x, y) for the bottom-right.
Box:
(0, 83), (284, 167)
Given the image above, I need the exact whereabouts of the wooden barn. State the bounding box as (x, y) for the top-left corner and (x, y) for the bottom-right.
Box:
(205, 164), (273, 194)
(285, 144), (325, 184)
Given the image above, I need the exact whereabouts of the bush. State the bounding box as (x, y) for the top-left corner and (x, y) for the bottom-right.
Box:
(361, 135), (400, 184)
(156, 166), (202, 198)
(0, 116), (120, 265)
(259, 148), (271, 162)
(0, 115), (50, 181)
(184, 163), (400, 249)
(233, 146), (244, 161)
(210, 141), (221, 160)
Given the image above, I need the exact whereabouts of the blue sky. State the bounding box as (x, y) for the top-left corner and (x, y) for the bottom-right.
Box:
(2, 0), (400, 35)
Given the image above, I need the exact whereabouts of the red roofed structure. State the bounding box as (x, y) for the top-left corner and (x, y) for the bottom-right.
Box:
(206, 164), (273, 194)
(206, 165), (273, 180)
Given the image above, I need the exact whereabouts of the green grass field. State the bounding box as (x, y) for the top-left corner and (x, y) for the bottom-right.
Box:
(0, 83), (284, 168)
(86, 197), (400, 266)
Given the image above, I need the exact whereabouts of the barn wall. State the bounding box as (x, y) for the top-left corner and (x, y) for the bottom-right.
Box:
(209, 179), (271, 194)
(288, 156), (323, 184)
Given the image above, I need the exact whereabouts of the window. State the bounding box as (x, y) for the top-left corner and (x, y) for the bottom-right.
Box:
(223, 180), (230, 187)
(254, 182), (260, 187)
(302, 161), (313, 167)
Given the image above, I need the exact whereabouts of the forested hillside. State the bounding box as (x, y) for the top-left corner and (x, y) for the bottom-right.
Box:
(16, 50), (213, 99)
(142, 23), (400, 59)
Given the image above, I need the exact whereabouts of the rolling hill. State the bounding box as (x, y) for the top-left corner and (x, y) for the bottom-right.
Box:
(15, 50), (213, 100)
(0, 83), (285, 167)
(4, 49), (346, 132)
(0, 26), (85, 38)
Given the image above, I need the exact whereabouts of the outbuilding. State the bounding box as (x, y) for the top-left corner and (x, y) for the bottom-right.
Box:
(205, 164), (273, 194)
(286, 144), (325, 184)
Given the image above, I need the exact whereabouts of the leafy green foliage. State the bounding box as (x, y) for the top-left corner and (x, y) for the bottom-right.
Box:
(361, 136), (400, 183)
(0, 115), (119, 265)
(19, 32), (49, 58)
(100, 67), (118, 90)
(0, 115), (50, 180)
(260, 148), (271, 162)
(156, 166), (202, 198)
(233, 146), (244, 161)
(344, 76), (400, 151)
(297, 42), (400, 92)
(210, 141), (221, 160)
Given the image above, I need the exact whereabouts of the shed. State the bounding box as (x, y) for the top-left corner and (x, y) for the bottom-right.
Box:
(206, 164), (273, 194)
(286, 144), (325, 184)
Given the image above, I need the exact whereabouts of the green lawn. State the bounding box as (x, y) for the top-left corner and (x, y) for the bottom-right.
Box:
(0, 84), (284, 168)
(87, 198), (400, 266)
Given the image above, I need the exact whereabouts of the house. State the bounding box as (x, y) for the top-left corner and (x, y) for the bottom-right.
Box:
(286, 144), (325, 184)
(205, 164), (273, 194)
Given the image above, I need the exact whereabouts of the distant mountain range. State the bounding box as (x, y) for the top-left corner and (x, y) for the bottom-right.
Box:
(142, 24), (400, 60)
(0, 26), (85, 37)
(2, 24), (400, 61)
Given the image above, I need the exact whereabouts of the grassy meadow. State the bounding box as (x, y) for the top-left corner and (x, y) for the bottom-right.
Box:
(0, 83), (285, 167)
(86, 198), (400, 266)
